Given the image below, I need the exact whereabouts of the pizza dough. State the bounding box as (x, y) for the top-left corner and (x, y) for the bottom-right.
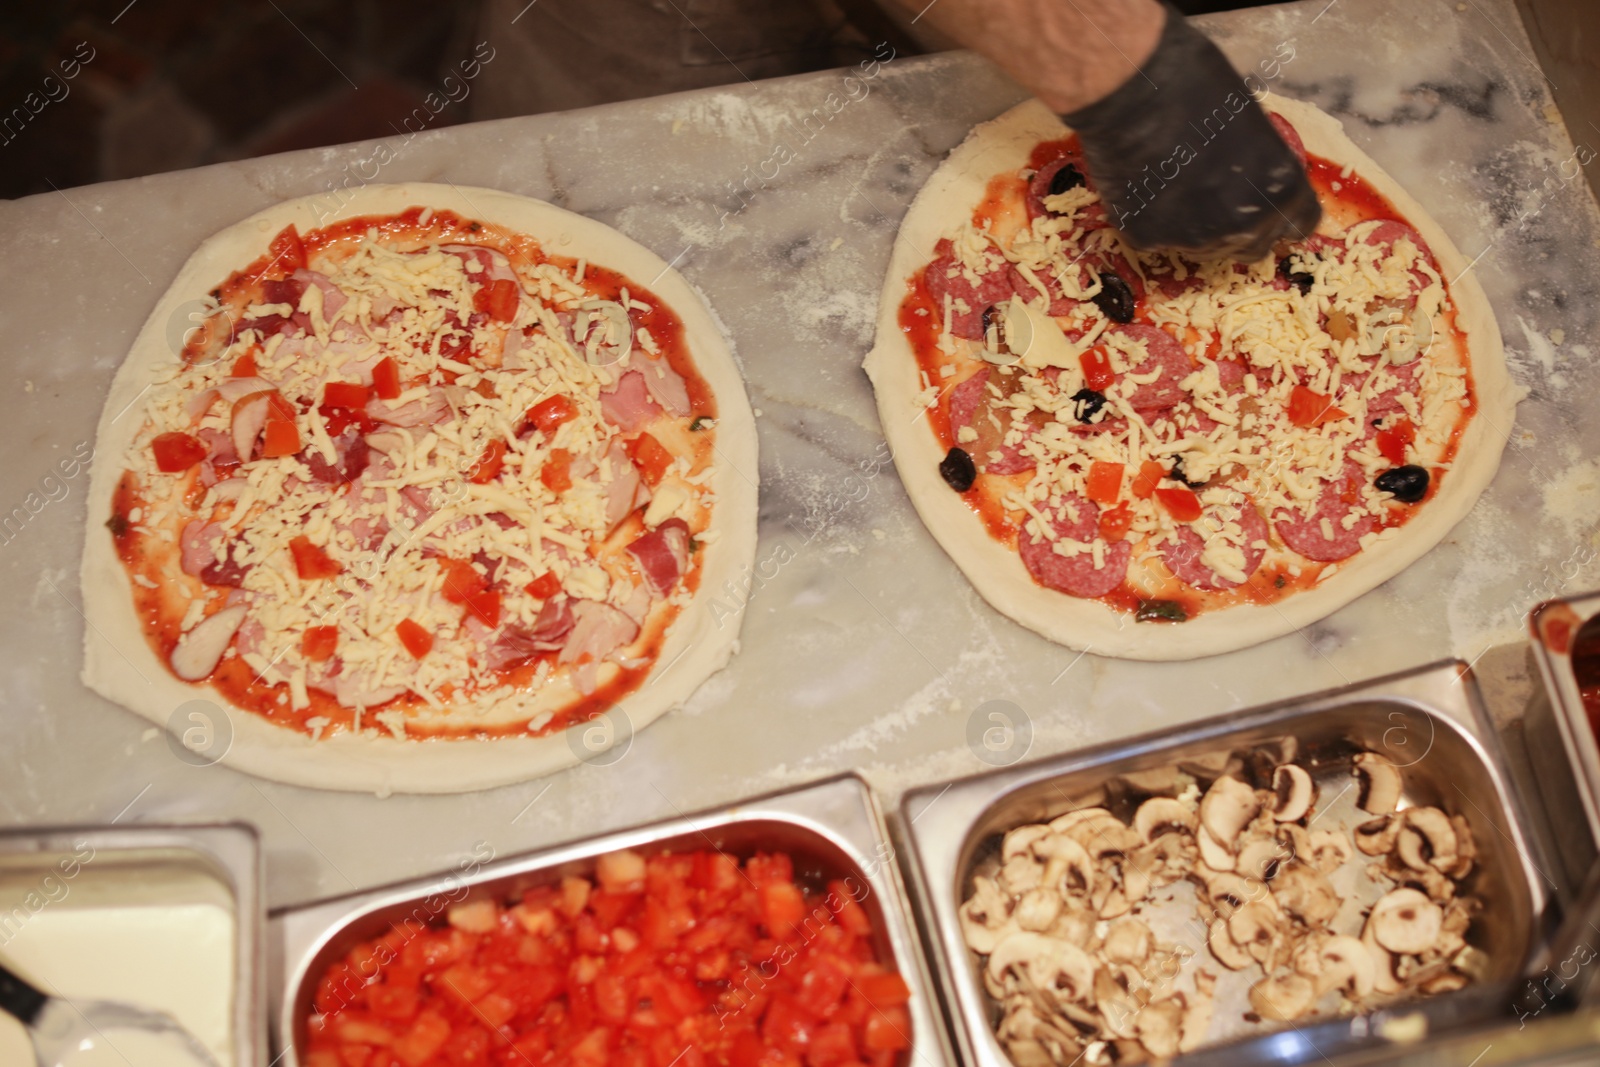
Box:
(81, 184), (758, 794)
(865, 95), (1513, 660)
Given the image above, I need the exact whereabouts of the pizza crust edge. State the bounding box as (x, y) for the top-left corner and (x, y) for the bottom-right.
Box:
(80, 183), (760, 794)
(864, 94), (1513, 661)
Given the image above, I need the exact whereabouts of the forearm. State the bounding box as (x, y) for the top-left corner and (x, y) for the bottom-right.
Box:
(898, 0), (1167, 113)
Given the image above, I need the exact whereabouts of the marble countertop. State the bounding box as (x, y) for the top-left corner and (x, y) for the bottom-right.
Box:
(1, 0), (1597, 914)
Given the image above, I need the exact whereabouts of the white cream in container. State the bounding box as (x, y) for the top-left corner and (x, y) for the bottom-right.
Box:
(0, 831), (258, 1067)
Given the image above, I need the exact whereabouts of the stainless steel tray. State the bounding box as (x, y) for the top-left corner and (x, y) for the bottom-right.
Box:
(897, 660), (1549, 1067)
(1527, 592), (1600, 896)
(0, 822), (265, 1067)
(270, 772), (951, 1065)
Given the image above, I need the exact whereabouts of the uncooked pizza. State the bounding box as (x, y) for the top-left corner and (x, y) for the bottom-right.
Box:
(81, 184), (757, 793)
(866, 95), (1513, 660)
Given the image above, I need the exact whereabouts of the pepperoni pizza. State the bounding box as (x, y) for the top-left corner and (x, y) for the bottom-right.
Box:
(866, 96), (1513, 660)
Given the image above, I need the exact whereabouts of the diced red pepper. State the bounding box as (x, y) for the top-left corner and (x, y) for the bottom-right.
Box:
(267, 224), (307, 274)
(266, 392), (297, 420)
(1099, 502), (1133, 542)
(261, 416), (302, 458)
(1130, 459), (1166, 499)
(396, 618), (433, 659)
(302, 625), (338, 662)
(1287, 384), (1349, 428)
(1375, 417), (1416, 465)
(319, 405), (372, 437)
(151, 431), (207, 473)
(1080, 347), (1115, 391)
(468, 438), (507, 484)
(465, 588), (501, 628)
(525, 394), (578, 435)
(1154, 486), (1203, 523)
(525, 572), (561, 599)
(230, 350), (258, 378)
(289, 535), (341, 579)
(1084, 460), (1123, 505)
(322, 381), (371, 410)
(372, 356), (402, 400)
(626, 432), (673, 487)
(472, 278), (520, 323)
(541, 448), (573, 493)
(437, 558), (487, 604)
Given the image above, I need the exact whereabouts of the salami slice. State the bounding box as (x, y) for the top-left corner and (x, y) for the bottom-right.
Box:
(1018, 493), (1130, 598)
(923, 239), (1016, 340)
(948, 367), (1038, 475)
(1162, 498), (1270, 590)
(1069, 417), (1129, 436)
(1362, 221), (1437, 308)
(1026, 152), (1108, 227)
(1269, 113), (1309, 167)
(1008, 263), (1077, 315)
(948, 368), (988, 431)
(1272, 463), (1374, 562)
(1355, 359), (1421, 419)
(1119, 325), (1193, 411)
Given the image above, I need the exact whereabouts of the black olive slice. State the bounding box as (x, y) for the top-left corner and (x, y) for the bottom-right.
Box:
(1169, 455), (1205, 489)
(981, 304), (1002, 341)
(1048, 162), (1086, 197)
(1375, 464), (1429, 503)
(1276, 255), (1315, 295)
(1070, 389), (1107, 423)
(940, 447), (977, 492)
(1092, 273), (1135, 324)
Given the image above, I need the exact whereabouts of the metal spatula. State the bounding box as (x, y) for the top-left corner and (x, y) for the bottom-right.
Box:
(0, 961), (219, 1067)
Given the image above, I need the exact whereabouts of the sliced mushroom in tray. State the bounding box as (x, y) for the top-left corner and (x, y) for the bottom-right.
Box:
(959, 742), (1487, 1066)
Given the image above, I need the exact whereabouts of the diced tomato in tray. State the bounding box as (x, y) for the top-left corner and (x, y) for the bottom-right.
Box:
(303, 848), (913, 1067)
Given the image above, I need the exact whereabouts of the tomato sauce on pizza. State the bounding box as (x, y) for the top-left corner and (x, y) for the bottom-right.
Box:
(108, 208), (721, 740)
(895, 116), (1476, 623)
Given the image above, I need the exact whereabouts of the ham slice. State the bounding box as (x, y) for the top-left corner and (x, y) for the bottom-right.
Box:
(487, 597), (576, 670)
(604, 440), (650, 530)
(600, 370), (664, 432)
(627, 519), (691, 597)
(558, 601), (640, 666)
(333, 671), (407, 710)
(366, 387), (451, 428)
(305, 432), (371, 484)
(293, 268), (348, 319)
(441, 244), (518, 284)
(638, 356), (691, 416)
(182, 521), (247, 587)
(179, 520), (223, 576)
(170, 605), (248, 681)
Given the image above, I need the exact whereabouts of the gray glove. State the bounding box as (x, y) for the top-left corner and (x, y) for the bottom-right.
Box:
(1062, 2), (1320, 261)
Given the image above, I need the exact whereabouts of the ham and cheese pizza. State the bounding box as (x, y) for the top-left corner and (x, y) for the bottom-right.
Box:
(867, 96), (1513, 660)
(82, 184), (757, 793)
